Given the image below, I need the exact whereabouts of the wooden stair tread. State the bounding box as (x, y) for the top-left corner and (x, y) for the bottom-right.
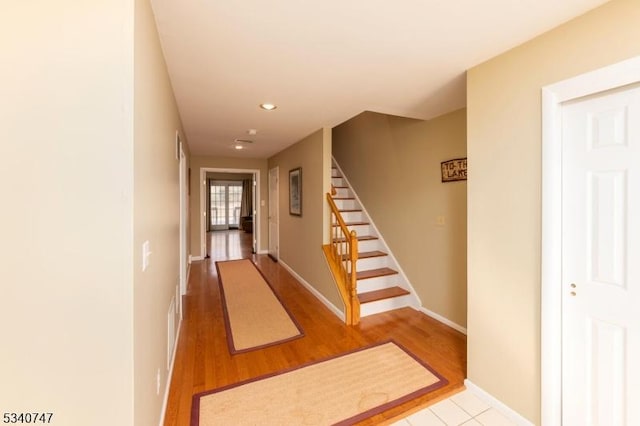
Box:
(356, 267), (398, 280)
(358, 286), (410, 304)
(357, 250), (387, 259)
(339, 209), (362, 213)
(332, 221), (369, 227)
(335, 235), (378, 242)
(340, 250), (387, 261)
(332, 196), (355, 200)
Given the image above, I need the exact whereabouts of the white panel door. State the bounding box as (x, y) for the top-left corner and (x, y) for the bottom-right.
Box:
(562, 84), (640, 425)
(268, 167), (279, 260)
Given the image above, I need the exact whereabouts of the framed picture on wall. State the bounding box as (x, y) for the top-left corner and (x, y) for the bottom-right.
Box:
(289, 167), (302, 216)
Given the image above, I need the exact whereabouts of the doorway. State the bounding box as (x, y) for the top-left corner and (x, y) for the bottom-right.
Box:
(199, 168), (260, 258)
(542, 56), (640, 425)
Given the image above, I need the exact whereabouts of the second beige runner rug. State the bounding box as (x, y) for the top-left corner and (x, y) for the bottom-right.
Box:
(191, 340), (448, 425)
(216, 259), (304, 354)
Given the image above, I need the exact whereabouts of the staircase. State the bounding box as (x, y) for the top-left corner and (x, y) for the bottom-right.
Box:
(327, 160), (419, 320)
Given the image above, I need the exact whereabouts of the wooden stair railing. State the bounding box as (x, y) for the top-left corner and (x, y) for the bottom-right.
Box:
(324, 193), (360, 325)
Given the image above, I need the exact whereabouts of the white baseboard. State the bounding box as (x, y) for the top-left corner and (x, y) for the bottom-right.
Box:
(278, 259), (344, 321)
(417, 307), (467, 335)
(464, 379), (534, 426)
(189, 255), (204, 262)
(257, 249), (269, 255)
(159, 317), (182, 426)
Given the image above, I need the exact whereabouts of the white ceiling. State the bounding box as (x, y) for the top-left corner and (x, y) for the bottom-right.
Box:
(150, 0), (609, 158)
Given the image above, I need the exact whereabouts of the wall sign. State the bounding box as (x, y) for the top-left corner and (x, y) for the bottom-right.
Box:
(441, 158), (467, 182)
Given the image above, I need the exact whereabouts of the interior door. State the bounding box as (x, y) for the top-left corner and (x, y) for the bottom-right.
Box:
(268, 167), (279, 260)
(561, 84), (640, 425)
(252, 173), (257, 254)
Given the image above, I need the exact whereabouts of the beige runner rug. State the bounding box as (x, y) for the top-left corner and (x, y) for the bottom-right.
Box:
(216, 259), (303, 354)
(191, 340), (447, 425)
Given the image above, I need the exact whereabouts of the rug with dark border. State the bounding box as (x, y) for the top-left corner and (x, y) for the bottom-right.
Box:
(191, 340), (448, 425)
(215, 258), (304, 354)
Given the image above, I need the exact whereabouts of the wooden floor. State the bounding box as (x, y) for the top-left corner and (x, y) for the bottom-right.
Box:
(164, 230), (466, 425)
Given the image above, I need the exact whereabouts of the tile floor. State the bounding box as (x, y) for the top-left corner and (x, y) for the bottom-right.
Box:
(392, 389), (517, 426)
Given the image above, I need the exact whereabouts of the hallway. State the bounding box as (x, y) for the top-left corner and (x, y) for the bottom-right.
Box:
(164, 231), (466, 425)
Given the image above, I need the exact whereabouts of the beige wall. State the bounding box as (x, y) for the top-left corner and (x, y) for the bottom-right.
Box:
(133, 0), (188, 424)
(332, 110), (467, 328)
(189, 156), (269, 256)
(206, 172), (253, 181)
(467, 0), (640, 423)
(0, 1), (135, 425)
(268, 128), (343, 310)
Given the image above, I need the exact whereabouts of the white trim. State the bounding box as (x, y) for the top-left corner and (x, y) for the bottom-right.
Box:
(199, 167), (261, 258)
(417, 306), (467, 335)
(257, 249), (269, 255)
(541, 55), (640, 426)
(279, 259), (344, 320)
(178, 143), (188, 311)
(331, 158), (422, 307)
(464, 380), (534, 426)
(189, 255), (204, 262)
(268, 166), (280, 261)
(159, 317), (182, 426)
(541, 85), (563, 426)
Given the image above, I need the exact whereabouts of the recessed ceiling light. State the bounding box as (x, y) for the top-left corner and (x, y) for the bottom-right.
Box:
(234, 144), (243, 150)
(259, 103), (277, 111)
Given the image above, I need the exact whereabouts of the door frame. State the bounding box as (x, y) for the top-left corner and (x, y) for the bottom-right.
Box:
(541, 55), (640, 425)
(199, 167), (261, 258)
(178, 143), (188, 317)
(268, 166), (279, 261)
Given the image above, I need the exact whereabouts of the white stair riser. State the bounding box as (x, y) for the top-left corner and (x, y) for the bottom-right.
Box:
(355, 239), (382, 252)
(334, 199), (358, 210)
(334, 187), (352, 198)
(346, 224), (371, 236)
(340, 211), (365, 222)
(356, 256), (390, 271)
(332, 225), (371, 239)
(357, 274), (399, 293)
(331, 169), (340, 177)
(331, 177), (346, 186)
(360, 294), (413, 317)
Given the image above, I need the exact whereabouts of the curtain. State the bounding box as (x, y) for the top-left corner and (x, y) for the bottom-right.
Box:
(206, 178), (212, 232)
(240, 179), (252, 217)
